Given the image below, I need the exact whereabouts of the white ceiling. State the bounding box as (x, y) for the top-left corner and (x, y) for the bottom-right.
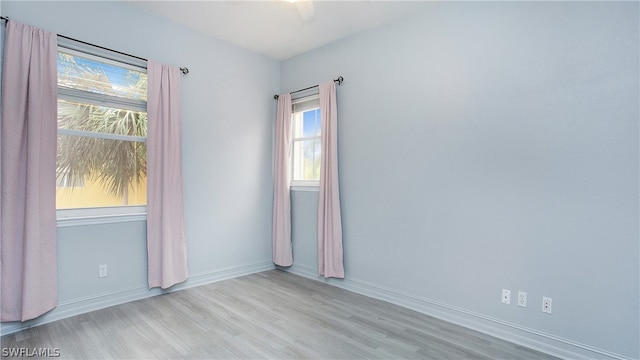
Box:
(130, 1), (437, 60)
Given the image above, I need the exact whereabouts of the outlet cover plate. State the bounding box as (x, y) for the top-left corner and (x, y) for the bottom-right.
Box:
(99, 264), (108, 278)
(517, 291), (527, 307)
(501, 289), (511, 305)
(542, 296), (552, 314)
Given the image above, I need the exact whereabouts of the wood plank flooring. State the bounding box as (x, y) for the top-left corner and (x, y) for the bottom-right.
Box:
(1, 270), (559, 359)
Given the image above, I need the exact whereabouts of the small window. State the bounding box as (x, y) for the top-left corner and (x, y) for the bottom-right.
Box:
(56, 47), (148, 211)
(291, 95), (321, 187)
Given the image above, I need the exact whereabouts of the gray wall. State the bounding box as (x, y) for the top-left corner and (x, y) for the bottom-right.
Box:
(1, 1), (277, 333)
(282, 2), (639, 359)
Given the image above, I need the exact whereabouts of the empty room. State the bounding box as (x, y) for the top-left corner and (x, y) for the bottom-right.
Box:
(0, 1), (638, 359)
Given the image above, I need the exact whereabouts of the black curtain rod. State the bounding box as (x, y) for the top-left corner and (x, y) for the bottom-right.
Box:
(1, 16), (189, 75)
(274, 76), (344, 100)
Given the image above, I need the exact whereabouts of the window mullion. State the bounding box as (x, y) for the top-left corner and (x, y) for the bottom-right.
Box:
(58, 88), (146, 112)
(58, 128), (146, 143)
(292, 135), (321, 142)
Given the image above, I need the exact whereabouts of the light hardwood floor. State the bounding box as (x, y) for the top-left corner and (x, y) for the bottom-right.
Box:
(1, 270), (559, 359)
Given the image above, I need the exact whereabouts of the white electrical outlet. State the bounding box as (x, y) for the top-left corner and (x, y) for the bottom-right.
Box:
(99, 264), (108, 278)
(517, 291), (527, 307)
(501, 289), (511, 305)
(542, 296), (552, 314)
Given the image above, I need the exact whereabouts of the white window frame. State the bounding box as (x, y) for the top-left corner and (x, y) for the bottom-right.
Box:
(56, 39), (148, 225)
(290, 94), (321, 189)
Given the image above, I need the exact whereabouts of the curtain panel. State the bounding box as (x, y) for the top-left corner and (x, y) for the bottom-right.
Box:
(273, 93), (293, 266)
(0, 20), (58, 321)
(317, 81), (344, 278)
(146, 61), (188, 289)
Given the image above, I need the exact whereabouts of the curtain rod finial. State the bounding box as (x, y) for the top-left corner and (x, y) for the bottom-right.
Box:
(179, 67), (189, 75)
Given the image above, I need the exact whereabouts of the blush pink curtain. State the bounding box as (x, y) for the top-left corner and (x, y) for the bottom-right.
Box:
(146, 61), (188, 289)
(317, 81), (344, 278)
(0, 21), (58, 321)
(273, 93), (293, 266)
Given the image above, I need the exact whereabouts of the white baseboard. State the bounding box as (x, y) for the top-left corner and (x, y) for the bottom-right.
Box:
(1, 260), (275, 336)
(286, 264), (631, 360)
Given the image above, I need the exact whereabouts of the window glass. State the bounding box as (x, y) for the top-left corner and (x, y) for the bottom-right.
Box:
(58, 100), (147, 137)
(58, 51), (147, 101)
(303, 109), (320, 137)
(291, 106), (321, 185)
(56, 48), (147, 210)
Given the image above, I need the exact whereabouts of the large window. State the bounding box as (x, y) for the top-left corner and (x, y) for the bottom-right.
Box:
(291, 95), (321, 187)
(56, 45), (147, 211)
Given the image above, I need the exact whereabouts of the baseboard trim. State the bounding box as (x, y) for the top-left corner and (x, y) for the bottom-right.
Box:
(286, 264), (631, 360)
(184, 260), (275, 289)
(1, 260), (275, 336)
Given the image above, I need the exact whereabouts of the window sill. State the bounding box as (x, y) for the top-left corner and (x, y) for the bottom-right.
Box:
(57, 213), (146, 227)
(57, 206), (147, 227)
(290, 186), (319, 192)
